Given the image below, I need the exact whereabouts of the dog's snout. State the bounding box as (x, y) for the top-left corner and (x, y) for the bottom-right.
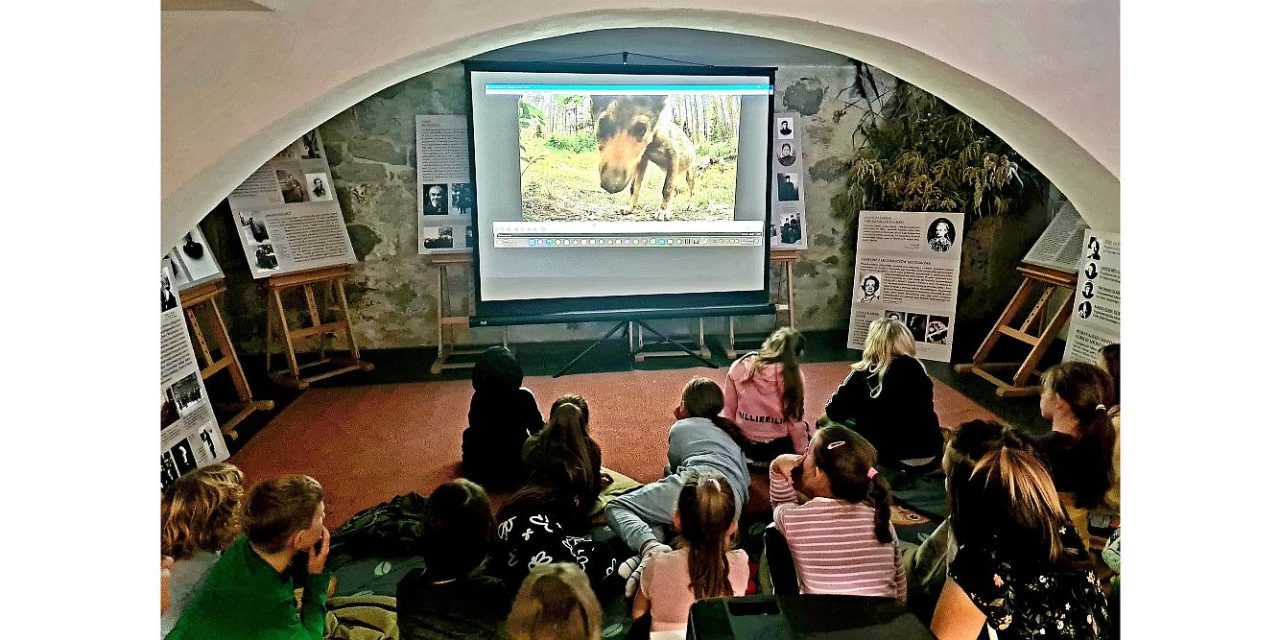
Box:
(599, 166), (630, 194)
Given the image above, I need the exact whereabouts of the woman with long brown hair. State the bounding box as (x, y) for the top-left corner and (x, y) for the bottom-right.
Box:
(723, 327), (811, 462)
(160, 463), (246, 636)
(825, 318), (943, 468)
(931, 428), (1109, 639)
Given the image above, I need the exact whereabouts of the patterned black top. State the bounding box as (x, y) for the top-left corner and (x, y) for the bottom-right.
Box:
(948, 524), (1110, 639)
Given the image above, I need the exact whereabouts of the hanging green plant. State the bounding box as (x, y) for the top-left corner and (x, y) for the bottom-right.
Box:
(832, 62), (1045, 221)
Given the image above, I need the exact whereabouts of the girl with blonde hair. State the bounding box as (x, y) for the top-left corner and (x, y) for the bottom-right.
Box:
(160, 463), (246, 636)
(825, 318), (943, 468)
(506, 563), (603, 640)
(723, 327), (811, 462)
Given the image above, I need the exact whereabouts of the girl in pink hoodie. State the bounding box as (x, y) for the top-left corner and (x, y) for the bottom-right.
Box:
(723, 327), (810, 462)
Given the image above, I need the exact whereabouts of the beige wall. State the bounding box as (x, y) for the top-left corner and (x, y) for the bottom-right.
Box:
(162, 1), (1119, 251)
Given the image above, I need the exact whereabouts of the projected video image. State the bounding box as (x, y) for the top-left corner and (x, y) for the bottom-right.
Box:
(519, 93), (740, 222)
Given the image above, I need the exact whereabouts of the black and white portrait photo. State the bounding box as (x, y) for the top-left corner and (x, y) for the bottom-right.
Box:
(161, 452), (180, 489)
(199, 427), (219, 459)
(776, 142), (796, 167)
(423, 183), (448, 215)
(857, 274), (882, 303)
(305, 172), (333, 202)
(927, 218), (957, 253)
(905, 313), (928, 342)
(777, 117), (794, 139)
(1084, 262), (1098, 279)
(161, 274), (178, 312)
(1086, 236), (1101, 260)
(450, 183), (475, 216)
(169, 439), (199, 475)
(777, 173), (800, 202)
(780, 214), (802, 244)
(246, 216), (270, 244)
(301, 130), (322, 159)
(926, 315), (950, 344)
(161, 390), (179, 431)
(171, 372), (204, 415)
(885, 310), (906, 322)
(1081, 281), (1095, 299)
(255, 243), (280, 271)
(179, 228), (221, 283)
(277, 168), (307, 204)
(423, 226), (455, 249)
(1078, 301), (1093, 319)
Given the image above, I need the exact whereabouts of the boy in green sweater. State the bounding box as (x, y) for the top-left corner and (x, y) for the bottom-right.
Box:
(167, 475), (332, 640)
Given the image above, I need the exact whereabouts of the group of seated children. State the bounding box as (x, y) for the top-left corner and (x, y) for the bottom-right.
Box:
(161, 319), (1120, 640)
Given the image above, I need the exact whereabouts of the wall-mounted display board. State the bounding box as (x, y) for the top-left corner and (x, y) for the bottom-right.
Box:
(417, 115), (475, 254)
(846, 210), (964, 362)
(161, 269), (229, 490)
(227, 129), (356, 278)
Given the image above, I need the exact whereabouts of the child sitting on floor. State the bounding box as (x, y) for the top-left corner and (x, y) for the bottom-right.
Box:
(462, 346), (544, 491)
(722, 327), (811, 463)
(768, 423), (906, 599)
(525, 394), (640, 518)
(397, 479), (513, 640)
(633, 472), (749, 639)
(506, 563), (603, 640)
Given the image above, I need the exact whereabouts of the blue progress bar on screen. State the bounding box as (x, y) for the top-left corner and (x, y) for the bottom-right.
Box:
(486, 83), (773, 95)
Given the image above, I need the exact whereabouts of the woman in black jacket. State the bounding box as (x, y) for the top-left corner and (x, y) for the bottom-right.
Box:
(825, 318), (942, 468)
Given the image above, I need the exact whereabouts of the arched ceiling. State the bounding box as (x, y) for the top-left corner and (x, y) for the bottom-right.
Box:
(161, 1), (1119, 250)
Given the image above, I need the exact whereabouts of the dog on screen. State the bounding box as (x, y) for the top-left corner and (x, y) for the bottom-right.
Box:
(591, 95), (697, 221)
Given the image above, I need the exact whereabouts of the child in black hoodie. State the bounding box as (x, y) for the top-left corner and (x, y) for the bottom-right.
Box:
(462, 347), (544, 491)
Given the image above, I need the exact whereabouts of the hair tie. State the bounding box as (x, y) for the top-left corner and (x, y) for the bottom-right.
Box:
(826, 440), (847, 451)
(867, 468), (878, 480)
(1095, 404), (1106, 412)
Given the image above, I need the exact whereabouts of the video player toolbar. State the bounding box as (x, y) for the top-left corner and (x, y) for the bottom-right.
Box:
(496, 235), (762, 248)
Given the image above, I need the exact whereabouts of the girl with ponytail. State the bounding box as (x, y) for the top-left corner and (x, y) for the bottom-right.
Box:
(632, 472), (749, 638)
(1035, 361), (1118, 545)
(768, 422), (906, 598)
(723, 327), (811, 462)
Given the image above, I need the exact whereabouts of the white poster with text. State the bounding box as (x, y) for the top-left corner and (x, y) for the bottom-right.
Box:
(1063, 231), (1120, 364)
(417, 115), (475, 254)
(228, 129), (357, 278)
(161, 270), (229, 490)
(847, 211), (964, 362)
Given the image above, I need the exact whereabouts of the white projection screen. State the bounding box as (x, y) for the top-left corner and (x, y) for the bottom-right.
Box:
(465, 62), (775, 324)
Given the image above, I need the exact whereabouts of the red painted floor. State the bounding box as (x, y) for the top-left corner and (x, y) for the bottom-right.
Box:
(230, 362), (1000, 526)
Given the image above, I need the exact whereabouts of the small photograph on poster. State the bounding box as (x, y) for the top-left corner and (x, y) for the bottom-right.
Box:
(904, 313), (928, 342)
(171, 372), (204, 416)
(450, 183), (475, 216)
(161, 273), (179, 312)
(254, 244), (280, 271)
(884, 310), (907, 322)
(199, 426), (220, 459)
(926, 217), (957, 253)
(242, 213), (271, 244)
(423, 183), (449, 215)
(169, 439), (199, 475)
(277, 168), (307, 204)
(1086, 235), (1101, 260)
(776, 142), (796, 167)
(1081, 281), (1096, 299)
(1084, 262), (1099, 280)
(423, 226), (455, 249)
(926, 315), (950, 344)
(778, 213), (803, 245)
(856, 274), (882, 303)
(465, 225), (475, 249)
(301, 130), (323, 159)
(777, 173), (800, 202)
(179, 229), (220, 282)
(777, 117), (794, 139)
(161, 391), (180, 431)
(162, 451), (180, 489)
(305, 172), (333, 202)
(163, 253), (189, 287)
(770, 224), (779, 242)
(1078, 301), (1093, 319)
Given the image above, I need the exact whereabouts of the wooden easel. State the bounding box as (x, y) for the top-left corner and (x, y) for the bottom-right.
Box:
(954, 262), (1077, 397)
(264, 265), (373, 389)
(429, 252), (508, 374)
(180, 279), (274, 439)
(725, 250), (799, 358)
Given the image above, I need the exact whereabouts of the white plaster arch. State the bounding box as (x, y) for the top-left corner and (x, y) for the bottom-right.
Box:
(162, 2), (1119, 251)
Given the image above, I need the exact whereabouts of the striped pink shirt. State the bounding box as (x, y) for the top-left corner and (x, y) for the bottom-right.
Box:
(770, 472), (906, 599)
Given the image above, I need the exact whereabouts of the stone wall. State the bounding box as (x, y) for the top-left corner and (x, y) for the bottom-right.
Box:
(203, 61), (1049, 356)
